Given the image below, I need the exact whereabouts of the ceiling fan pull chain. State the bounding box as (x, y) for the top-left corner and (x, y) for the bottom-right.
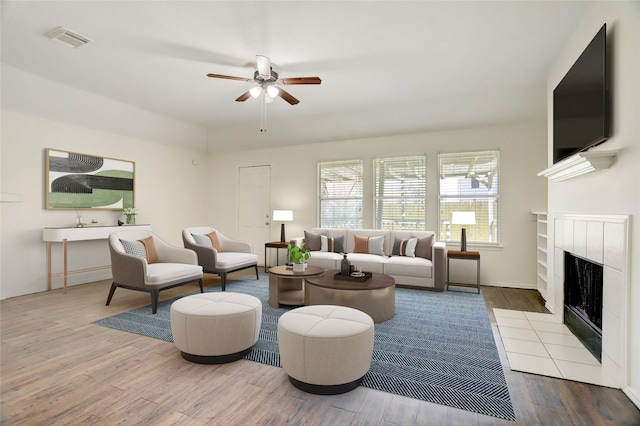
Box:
(260, 92), (267, 132)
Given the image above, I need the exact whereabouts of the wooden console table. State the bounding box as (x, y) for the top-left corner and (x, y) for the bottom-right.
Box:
(43, 224), (151, 293)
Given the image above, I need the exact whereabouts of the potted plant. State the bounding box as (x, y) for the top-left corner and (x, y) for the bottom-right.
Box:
(123, 207), (138, 225)
(287, 242), (310, 272)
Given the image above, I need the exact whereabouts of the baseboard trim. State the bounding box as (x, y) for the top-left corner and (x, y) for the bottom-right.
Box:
(623, 386), (640, 410)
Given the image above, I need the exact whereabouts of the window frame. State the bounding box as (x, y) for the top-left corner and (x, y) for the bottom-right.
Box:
(372, 154), (427, 231)
(437, 149), (500, 247)
(317, 158), (364, 229)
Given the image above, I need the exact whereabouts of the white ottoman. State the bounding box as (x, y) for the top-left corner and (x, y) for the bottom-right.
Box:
(170, 292), (262, 364)
(277, 305), (374, 394)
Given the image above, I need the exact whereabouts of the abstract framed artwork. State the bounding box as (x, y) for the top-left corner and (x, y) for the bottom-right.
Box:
(45, 148), (135, 210)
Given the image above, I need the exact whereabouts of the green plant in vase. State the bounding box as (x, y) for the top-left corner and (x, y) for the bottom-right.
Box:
(123, 207), (138, 225)
(287, 242), (310, 272)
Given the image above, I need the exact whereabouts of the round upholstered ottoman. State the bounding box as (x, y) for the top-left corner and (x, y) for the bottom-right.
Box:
(277, 305), (374, 394)
(170, 292), (262, 364)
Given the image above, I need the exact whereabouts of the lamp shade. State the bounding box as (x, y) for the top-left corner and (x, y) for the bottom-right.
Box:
(273, 210), (293, 222)
(266, 85), (279, 98)
(250, 86), (263, 98)
(273, 210), (293, 243)
(451, 211), (476, 225)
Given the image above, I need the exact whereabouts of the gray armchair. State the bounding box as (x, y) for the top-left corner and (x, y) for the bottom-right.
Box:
(182, 227), (259, 291)
(107, 230), (203, 314)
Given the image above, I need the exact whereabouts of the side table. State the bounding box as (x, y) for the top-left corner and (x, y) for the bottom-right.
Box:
(264, 241), (289, 273)
(446, 250), (480, 294)
(268, 265), (324, 308)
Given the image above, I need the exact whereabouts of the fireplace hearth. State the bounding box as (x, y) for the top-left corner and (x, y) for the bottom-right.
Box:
(554, 214), (629, 388)
(563, 251), (603, 361)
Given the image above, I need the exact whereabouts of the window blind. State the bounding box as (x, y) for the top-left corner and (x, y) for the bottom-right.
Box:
(318, 159), (363, 229)
(438, 150), (500, 245)
(373, 155), (426, 230)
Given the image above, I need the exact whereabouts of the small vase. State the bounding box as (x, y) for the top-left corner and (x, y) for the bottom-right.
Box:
(292, 263), (305, 273)
(125, 214), (136, 225)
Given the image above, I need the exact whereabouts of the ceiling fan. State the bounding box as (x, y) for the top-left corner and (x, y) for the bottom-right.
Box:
(207, 55), (321, 105)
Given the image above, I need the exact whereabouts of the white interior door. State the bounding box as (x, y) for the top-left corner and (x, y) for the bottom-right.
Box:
(238, 165), (271, 267)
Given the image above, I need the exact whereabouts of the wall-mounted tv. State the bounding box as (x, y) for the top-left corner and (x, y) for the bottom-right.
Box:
(553, 24), (609, 164)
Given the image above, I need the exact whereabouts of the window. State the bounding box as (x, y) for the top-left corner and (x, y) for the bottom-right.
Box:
(438, 150), (500, 245)
(318, 159), (363, 228)
(373, 155), (426, 230)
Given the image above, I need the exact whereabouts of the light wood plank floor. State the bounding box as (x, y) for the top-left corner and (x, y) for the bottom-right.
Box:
(2, 273), (639, 425)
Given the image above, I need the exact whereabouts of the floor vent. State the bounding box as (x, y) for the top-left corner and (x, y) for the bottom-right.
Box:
(45, 27), (91, 48)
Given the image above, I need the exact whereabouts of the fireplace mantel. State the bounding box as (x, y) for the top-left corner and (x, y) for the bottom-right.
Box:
(538, 150), (617, 182)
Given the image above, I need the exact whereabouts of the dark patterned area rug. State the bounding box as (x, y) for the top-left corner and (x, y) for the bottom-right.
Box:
(93, 274), (515, 421)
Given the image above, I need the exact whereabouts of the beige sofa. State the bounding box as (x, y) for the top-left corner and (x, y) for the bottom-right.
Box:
(294, 228), (447, 290)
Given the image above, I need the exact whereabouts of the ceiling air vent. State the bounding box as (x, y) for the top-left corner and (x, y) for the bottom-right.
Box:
(45, 27), (92, 48)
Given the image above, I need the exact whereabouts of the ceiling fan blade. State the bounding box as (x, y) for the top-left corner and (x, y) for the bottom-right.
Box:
(278, 88), (300, 105)
(280, 77), (322, 85)
(256, 55), (271, 78)
(235, 91), (251, 102)
(207, 73), (252, 82)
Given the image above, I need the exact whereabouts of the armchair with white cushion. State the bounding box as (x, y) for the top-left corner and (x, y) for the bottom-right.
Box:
(182, 227), (259, 291)
(107, 230), (203, 314)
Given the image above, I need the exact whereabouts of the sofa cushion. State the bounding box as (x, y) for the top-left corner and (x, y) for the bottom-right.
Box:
(353, 235), (368, 253)
(368, 236), (385, 255)
(192, 233), (213, 247)
(140, 236), (159, 264)
(120, 239), (147, 259)
(207, 231), (223, 252)
(392, 237), (417, 257)
(353, 235), (385, 256)
(321, 235), (344, 253)
(304, 230), (322, 251)
(346, 253), (387, 274)
(384, 256), (433, 279)
(306, 251), (342, 270)
(414, 235), (434, 260)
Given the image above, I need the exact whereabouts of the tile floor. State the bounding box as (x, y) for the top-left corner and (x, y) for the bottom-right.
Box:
(493, 308), (618, 388)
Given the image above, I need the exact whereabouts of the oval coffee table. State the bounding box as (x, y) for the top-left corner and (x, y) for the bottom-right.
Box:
(304, 270), (395, 323)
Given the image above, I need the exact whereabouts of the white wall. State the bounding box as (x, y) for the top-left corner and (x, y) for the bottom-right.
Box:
(0, 108), (212, 299)
(545, 2), (639, 407)
(208, 121), (548, 289)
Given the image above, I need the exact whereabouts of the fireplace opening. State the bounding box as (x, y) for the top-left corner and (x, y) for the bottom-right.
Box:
(564, 251), (603, 362)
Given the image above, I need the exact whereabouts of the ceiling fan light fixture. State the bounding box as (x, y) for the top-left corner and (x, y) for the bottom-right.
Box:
(266, 85), (279, 98)
(264, 94), (275, 104)
(249, 86), (263, 98)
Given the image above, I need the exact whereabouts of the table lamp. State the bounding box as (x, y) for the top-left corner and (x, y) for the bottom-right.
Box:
(451, 211), (476, 252)
(273, 210), (293, 242)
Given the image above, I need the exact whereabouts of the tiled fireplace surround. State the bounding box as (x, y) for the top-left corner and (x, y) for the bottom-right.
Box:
(553, 214), (630, 388)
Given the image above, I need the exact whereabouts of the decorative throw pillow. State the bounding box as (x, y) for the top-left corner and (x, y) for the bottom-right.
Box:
(414, 235), (434, 260)
(368, 235), (386, 256)
(353, 235), (369, 253)
(321, 235), (344, 253)
(139, 236), (159, 264)
(120, 239), (147, 259)
(207, 231), (222, 252)
(392, 237), (418, 257)
(192, 233), (212, 247)
(353, 235), (385, 256)
(304, 231), (322, 251)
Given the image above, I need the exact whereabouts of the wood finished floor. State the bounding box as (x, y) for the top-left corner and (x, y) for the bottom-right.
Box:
(2, 273), (639, 425)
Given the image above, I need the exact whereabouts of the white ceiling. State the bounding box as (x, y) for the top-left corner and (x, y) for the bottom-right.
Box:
(1, 1), (589, 152)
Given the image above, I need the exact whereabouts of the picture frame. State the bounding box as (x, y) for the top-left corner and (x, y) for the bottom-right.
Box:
(45, 148), (135, 210)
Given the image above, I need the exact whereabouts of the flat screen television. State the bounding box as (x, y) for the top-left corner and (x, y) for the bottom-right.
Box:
(553, 24), (609, 164)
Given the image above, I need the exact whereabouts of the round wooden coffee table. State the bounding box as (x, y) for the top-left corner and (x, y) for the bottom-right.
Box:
(304, 270), (395, 323)
(268, 265), (324, 308)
